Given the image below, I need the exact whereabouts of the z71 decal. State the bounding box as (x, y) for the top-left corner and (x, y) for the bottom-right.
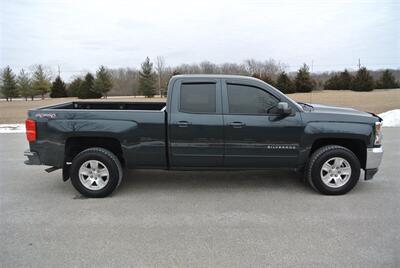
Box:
(35, 113), (56, 119)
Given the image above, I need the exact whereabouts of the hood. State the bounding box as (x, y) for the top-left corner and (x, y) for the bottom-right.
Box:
(300, 103), (382, 124)
(309, 103), (374, 117)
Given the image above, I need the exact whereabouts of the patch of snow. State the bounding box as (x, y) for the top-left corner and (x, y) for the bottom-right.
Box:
(379, 109), (400, 127)
(0, 124), (26, 133)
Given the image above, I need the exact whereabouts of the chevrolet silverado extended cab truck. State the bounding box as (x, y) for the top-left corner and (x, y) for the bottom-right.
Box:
(24, 75), (384, 197)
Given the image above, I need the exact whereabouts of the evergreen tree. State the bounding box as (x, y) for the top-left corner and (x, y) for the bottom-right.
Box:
(324, 74), (341, 90)
(261, 74), (275, 87)
(93, 66), (113, 98)
(67, 78), (83, 97)
(324, 69), (353, 90)
(32, 65), (51, 99)
(0, 66), (18, 101)
(295, 64), (315, 92)
(17, 69), (32, 101)
(351, 67), (374, 91)
(375, 69), (399, 89)
(138, 57), (156, 97)
(339, 69), (352, 90)
(78, 73), (101, 99)
(276, 71), (295, 93)
(50, 76), (67, 98)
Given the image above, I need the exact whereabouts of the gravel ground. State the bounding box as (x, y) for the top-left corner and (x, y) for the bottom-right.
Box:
(1, 129), (399, 267)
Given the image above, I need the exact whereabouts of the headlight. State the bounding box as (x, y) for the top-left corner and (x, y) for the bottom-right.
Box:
(374, 121), (382, 146)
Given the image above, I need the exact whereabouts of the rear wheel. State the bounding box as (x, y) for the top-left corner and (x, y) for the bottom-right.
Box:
(306, 145), (360, 195)
(70, 147), (122, 198)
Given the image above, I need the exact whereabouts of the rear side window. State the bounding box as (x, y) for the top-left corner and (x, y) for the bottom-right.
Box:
(227, 84), (279, 114)
(180, 83), (216, 113)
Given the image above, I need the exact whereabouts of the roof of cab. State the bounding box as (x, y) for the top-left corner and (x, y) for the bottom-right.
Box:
(171, 74), (260, 81)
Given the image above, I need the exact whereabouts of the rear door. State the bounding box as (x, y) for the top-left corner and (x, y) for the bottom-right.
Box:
(222, 79), (303, 168)
(168, 78), (224, 167)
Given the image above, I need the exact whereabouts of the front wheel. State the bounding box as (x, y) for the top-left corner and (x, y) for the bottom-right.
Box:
(306, 145), (360, 195)
(70, 147), (123, 198)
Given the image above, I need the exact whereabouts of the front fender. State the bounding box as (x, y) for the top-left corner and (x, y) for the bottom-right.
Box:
(302, 122), (373, 147)
(297, 122), (373, 167)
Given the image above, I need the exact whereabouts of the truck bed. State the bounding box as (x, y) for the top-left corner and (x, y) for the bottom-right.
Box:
(27, 101), (168, 169)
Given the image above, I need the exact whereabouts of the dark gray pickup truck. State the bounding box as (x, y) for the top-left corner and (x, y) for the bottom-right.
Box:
(24, 75), (383, 197)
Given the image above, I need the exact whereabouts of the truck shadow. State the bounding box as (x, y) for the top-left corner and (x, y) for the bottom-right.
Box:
(117, 169), (313, 194)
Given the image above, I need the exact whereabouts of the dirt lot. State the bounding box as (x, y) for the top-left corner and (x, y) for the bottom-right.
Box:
(292, 89), (400, 115)
(0, 89), (399, 124)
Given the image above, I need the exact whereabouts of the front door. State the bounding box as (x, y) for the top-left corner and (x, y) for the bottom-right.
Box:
(169, 78), (224, 167)
(222, 80), (303, 168)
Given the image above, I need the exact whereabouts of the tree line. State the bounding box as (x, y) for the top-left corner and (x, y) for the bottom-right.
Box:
(269, 66), (399, 94)
(323, 68), (399, 91)
(1, 58), (399, 100)
(108, 59), (400, 96)
(0, 65), (53, 101)
(0, 65), (113, 101)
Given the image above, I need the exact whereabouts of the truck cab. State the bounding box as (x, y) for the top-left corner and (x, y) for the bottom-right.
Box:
(167, 75), (303, 169)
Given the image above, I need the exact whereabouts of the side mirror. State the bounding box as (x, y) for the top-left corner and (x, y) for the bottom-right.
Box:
(277, 102), (292, 115)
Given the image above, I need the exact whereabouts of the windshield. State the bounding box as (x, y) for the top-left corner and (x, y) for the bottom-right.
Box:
(297, 102), (314, 111)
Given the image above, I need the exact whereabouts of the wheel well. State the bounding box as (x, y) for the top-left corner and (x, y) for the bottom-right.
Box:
(310, 138), (366, 169)
(65, 137), (124, 164)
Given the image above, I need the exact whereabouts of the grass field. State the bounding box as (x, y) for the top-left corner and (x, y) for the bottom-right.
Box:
(0, 89), (399, 124)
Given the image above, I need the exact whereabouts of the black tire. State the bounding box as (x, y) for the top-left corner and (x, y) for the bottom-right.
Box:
(306, 145), (360, 195)
(70, 147), (123, 198)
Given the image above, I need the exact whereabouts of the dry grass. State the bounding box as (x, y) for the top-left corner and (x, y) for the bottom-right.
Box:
(1, 89), (399, 124)
(290, 89), (400, 114)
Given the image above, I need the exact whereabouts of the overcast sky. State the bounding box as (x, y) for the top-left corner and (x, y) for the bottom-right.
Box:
(1, 0), (399, 80)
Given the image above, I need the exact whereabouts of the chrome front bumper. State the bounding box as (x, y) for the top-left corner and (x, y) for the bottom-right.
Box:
(365, 146), (383, 180)
(366, 147), (383, 169)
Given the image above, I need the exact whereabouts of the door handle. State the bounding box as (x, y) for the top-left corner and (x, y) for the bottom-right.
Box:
(229, 122), (245, 128)
(177, 121), (191, 128)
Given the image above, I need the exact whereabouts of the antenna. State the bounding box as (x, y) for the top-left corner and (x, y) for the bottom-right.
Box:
(57, 65), (61, 77)
(309, 60), (313, 104)
(358, 58), (361, 69)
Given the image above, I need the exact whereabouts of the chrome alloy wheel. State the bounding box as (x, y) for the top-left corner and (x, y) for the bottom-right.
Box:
(320, 157), (352, 188)
(78, 160), (110, 190)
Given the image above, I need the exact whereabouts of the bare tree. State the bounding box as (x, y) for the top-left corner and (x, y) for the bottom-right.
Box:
(262, 59), (288, 79)
(199, 61), (219, 74)
(245, 58), (288, 79)
(106, 59), (293, 96)
(220, 63), (248, 75)
(244, 59), (263, 76)
(109, 68), (139, 96)
(155, 56), (165, 96)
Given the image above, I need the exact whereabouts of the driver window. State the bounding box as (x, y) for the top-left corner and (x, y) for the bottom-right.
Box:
(227, 83), (279, 114)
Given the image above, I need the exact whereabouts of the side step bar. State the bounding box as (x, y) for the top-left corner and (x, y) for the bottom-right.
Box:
(45, 166), (60, 173)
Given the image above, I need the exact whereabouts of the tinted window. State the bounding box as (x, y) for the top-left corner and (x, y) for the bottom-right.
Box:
(227, 84), (279, 114)
(180, 83), (216, 113)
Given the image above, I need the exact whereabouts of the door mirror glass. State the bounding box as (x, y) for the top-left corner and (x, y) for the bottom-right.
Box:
(277, 102), (292, 115)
